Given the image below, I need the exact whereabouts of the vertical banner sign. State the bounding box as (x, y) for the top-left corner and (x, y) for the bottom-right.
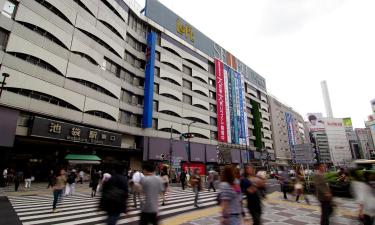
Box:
(224, 66), (231, 142)
(227, 66), (235, 143)
(142, 32), (157, 128)
(285, 112), (296, 162)
(214, 59), (227, 142)
(238, 72), (246, 145)
(231, 69), (239, 144)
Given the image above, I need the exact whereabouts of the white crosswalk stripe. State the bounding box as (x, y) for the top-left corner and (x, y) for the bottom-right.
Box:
(8, 186), (219, 225)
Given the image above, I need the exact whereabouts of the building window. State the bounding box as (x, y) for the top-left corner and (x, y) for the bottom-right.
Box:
(155, 51), (161, 60)
(154, 67), (160, 77)
(210, 131), (218, 140)
(0, 28), (9, 50)
(105, 58), (121, 77)
(119, 110), (141, 127)
(182, 79), (192, 90)
(182, 65), (192, 76)
(210, 117), (217, 126)
(208, 78), (216, 88)
(152, 118), (158, 129)
(153, 100), (158, 111)
(154, 83), (159, 94)
(208, 62), (215, 75)
(183, 94), (192, 105)
(209, 91), (216, 100)
(209, 104), (217, 113)
(2, 0), (17, 19)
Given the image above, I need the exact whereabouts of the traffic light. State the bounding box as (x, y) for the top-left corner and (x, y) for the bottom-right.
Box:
(181, 133), (194, 139)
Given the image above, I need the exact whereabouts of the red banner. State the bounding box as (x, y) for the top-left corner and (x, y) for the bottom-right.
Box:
(215, 59), (227, 142)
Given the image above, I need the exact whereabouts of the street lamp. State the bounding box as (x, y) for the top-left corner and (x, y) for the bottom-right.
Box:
(183, 121), (196, 162)
(0, 73), (10, 98)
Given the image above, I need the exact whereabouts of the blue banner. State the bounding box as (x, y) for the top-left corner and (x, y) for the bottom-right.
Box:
(226, 65), (235, 143)
(238, 72), (245, 142)
(142, 32), (157, 128)
(231, 70), (239, 144)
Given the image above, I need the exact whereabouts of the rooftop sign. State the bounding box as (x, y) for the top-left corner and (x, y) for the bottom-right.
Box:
(145, 0), (266, 92)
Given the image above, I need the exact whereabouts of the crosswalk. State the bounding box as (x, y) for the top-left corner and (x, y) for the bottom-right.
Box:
(8, 187), (219, 225)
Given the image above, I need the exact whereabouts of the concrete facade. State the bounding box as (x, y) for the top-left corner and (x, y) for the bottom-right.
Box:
(355, 128), (375, 159)
(268, 95), (309, 165)
(0, 0), (272, 170)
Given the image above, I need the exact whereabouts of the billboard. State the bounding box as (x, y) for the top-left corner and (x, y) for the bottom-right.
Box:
(306, 113), (325, 132)
(215, 59), (248, 145)
(142, 32), (157, 128)
(144, 0), (266, 92)
(285, 112), (296, 162)
(343, 118), (352, 127)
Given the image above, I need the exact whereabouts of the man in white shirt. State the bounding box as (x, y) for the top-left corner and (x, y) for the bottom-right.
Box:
(3, 168), (8, 186)
(132, 170), (144, 208)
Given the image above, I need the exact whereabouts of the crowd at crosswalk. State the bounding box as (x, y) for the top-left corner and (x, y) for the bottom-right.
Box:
(8, 186), (218, 225)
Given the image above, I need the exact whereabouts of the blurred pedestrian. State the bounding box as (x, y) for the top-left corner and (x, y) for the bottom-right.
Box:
(100, 167), (128, 225)
(241, 165), (265, 225)
(3, 168), (8, 186)
(137, 162), (164, 225)
(14, 170), (23, 192)
(160, 167), (169, 206)
(24, 170), (32, 190)
(351, 170), (375, 225)
(132, 170), (144, 208)
(191, 168), (201, 208)
(219, 166), (242, 225)
(52, 169), (66, 213)
(295, 168), (309, 204)
(79, 170), (84, 184)
(313, 164), (333, 225)
(180, 170), (187, 190)
(47, 170), (54, 189)
(90, 170), (100, 197)
(65, 170), (77, 196)
(278, 166), (289, 200)
(207, 170), (216, 192)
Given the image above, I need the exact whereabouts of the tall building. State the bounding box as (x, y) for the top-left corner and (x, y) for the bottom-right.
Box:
(364, 99), (375, 159)
(306, 113), (353, 165)
(268, 95), (310, 165)
(0, 0), (273, 173)
(321, 80), (333, 118)
(342, 118), (361, 159)
(355, 128), (375, 159)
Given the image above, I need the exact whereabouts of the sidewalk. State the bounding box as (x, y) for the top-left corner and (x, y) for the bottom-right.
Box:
(161, 192), (360, 225)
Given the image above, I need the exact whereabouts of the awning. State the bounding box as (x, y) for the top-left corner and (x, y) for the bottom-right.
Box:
(65, 154), (101, 165)
(172, 141), (188, 162)
(241, 150), (249, 164)
(148, 137), (170, 160)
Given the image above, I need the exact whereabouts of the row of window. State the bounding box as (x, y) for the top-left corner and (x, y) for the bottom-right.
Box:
(119, 109), (142, 127)
(104, 57), (145, 87)
(69, 78), (117, 99)
(128, 11), (147, 39)
(126, 33), (146, 53)
(120, 89), (143, 106)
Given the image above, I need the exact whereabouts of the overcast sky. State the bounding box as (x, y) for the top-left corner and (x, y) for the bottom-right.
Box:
(136, 0), (375, 128)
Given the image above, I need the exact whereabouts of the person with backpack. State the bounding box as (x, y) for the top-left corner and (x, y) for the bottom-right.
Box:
(100, 167), (128, 225)
(65, 170), (77, 196)
(219, 166), (242, 225)
(241, 165), (265, 225)
(14, 170), (23, 192)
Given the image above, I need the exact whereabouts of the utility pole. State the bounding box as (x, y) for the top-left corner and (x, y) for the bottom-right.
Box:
(185, 121), (196, 162)
(169, 125), (173, 176)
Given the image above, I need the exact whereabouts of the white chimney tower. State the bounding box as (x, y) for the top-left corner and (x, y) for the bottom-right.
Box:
(321, 80), (333, 118)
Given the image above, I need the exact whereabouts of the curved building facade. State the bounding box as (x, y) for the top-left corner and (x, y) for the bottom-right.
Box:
(0, 0), (273, 175)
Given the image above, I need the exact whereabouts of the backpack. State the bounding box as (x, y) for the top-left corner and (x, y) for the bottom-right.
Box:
(67, 174), (75, 184)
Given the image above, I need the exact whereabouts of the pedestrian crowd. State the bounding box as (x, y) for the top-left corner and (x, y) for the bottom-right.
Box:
(2, 162), (375, 225)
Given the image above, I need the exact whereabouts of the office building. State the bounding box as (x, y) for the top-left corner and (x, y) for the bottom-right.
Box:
(268, 95), (310, 165)
(0, 0), (273, 174)
(355, 128), (375, 159)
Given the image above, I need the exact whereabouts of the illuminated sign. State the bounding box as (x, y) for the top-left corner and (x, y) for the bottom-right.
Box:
(176, 18), (194, 43)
